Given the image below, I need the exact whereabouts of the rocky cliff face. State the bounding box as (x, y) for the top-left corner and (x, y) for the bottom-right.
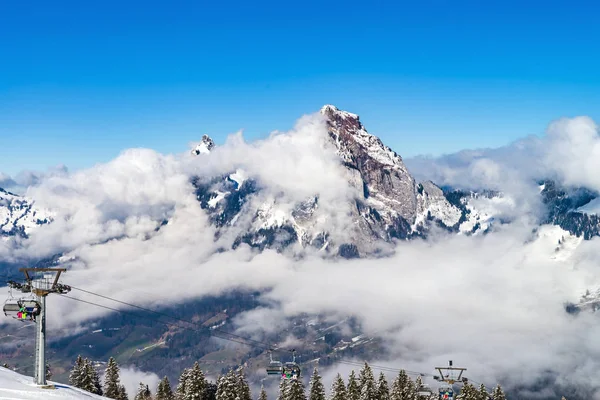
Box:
(322, 104), (419, 222)
(192, 105), (473, 257)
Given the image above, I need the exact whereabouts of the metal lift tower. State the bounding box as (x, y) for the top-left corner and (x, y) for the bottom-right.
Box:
(433, 360), (469, 400)
(18, 268), (70, 387)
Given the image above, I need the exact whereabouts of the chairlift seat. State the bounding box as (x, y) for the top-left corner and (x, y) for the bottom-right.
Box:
(438, 387), (454, 400)
(3, 299), (41, 321)
(266, 361), (282, 375)
(418, 383), (432, 396)
(3, 303), (20, 314)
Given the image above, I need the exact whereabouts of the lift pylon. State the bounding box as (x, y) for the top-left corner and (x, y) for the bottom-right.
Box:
(432, 360), (468, 400)
(14, 268), (70, 387)
(433, 360), (468, 384)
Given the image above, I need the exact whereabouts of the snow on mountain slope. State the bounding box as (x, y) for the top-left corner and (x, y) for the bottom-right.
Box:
(0, 367), (108, 399)
(192, 105), (472, 256)
(577, 197), (600, 215)
(0, 188), (52, 238)
(533, 224), (583, 262)
(191, 134), (215, 155)
(413, 181), (462, 229)
(458, 192), (510, 234)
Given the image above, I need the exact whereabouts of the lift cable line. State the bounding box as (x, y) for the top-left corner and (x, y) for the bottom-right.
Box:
(65, 286), (431, 375)
(66, 285), (282, 351)
(6, 280), (488, 391)
(59, 285), (488, 388)
(57, 286), (449, 382)
(57, 294), (273, 351)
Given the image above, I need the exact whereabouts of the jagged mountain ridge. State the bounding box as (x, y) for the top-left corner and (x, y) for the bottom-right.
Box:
(192, 105), (492, 257)
(3, 105), (600, 257)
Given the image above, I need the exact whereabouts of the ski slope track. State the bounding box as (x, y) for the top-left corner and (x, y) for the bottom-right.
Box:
(0, 367), (109, 400)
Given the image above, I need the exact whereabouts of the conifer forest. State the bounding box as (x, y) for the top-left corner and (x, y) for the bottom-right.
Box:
(66, 355), (511, 400)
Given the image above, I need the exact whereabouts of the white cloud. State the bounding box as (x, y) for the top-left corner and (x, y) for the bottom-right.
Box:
(114, 365), (160, 399)
(5, 112), (600, 397)
(543, 116), (600, 191)
(0, 172), (17, 190)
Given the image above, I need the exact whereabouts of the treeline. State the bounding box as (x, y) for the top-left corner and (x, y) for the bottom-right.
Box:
(67, 355), (510, 400)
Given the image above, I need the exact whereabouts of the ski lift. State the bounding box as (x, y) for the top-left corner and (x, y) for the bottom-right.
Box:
(282, 362), (301, 380)
(266, 351), (283, 375)
(281, 350), (301, 380)
(3, 299), (41, 322)
(417, 383), (432, 398)
(438, 385), (454, 400)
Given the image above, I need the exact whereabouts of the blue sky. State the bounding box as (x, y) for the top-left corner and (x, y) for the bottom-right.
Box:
(2, 0), (600, 176)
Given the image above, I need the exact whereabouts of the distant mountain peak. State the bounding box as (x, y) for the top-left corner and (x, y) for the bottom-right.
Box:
(192, 134), (215, 155)
(320, 104), (360, 121)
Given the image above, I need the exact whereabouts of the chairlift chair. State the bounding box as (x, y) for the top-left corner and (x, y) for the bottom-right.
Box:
(3, 299), (41, 322)
(266, 352), (283, 375)
(282, 362), (301, 380)
(417, 383), (432, 398)
(438, 386), (454, 400)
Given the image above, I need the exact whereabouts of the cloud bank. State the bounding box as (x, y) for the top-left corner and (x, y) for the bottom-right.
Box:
(3, 112), (600, 397)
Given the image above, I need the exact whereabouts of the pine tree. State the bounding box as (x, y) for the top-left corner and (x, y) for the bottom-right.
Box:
(376, 372), (389, 400)
(216, 370), (239, 400)
(277, 377), (289, 400)
(104, 357), (123, 399)
(287, 378), (307, 400)
(236, 369), (252, 400)
(401, 376), (414, 400)
(329, 373), (347, 400)
(477, 384), (489, 400)
(79, 358), (102, 395)
(69, 355), (85, 388)
(456, 383), (476, 400)
(134, 382), (152, 400)
(308, 367), (326, 400)
(205, 382), (218, 400)
(176, 367), (190, 399)
(185, 362), (208, 400)
(156, 376), (174, 400)
(412, 376), (424, 400)
(358, 363), (377, 400)
(258, 384), (268, 400)
(347, 371), (360, 400)
(390, 370), (408, 400)
(82, 359), (103, 395)
(117, 384), (129, 400)
(490, 385), (505, 400)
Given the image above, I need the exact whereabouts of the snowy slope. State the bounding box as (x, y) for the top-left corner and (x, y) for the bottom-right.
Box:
(0, 367), (109, 399)
(191, 134), (215, 155)
(0, 188), (53, 238)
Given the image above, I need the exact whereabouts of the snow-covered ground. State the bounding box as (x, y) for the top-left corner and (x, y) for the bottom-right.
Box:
(577, 197), (600, 215)
(0, 367), (109, 399)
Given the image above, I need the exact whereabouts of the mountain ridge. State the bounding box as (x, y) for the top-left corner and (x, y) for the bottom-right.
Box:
(4, 105), (600, 256)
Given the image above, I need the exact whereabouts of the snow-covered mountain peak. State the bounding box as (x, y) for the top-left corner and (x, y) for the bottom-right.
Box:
(319, 105), (420, 225)
(320, 104), (359, 121)
(320, 104), (406, 170)
(192, 134), (215, 155)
